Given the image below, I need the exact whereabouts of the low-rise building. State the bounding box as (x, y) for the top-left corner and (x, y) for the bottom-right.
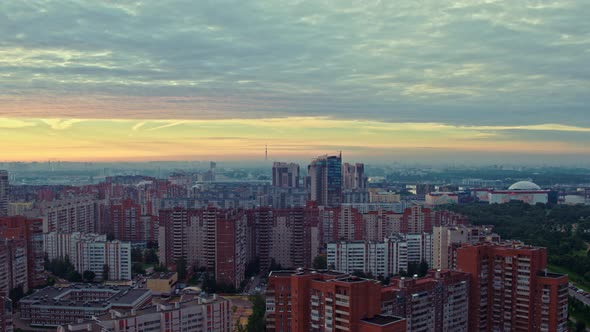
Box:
(58, 293), (232, 332)
(146, 272), (178, 296)
(19, 285), (152, 328)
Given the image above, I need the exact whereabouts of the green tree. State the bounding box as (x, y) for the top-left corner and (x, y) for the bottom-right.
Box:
(132, 262), (146, 275)
(131, 247), (143, 262)
(246, 294), (266, 332)
(103, 264), (110, 281)
(418, 260), (429, 278)
(176, 257), (188, 281)
(235, 319), (246, 332)
(154, 263), (168, 272)
(312, 255), (327, 270)
(202, 273), (217, 293)
(83, 270), (96, 283)
(67, 271), (82, 282)
(144, 249), (159, 264)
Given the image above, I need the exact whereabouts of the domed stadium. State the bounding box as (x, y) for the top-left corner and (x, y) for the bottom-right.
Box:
(508, 181), (541, 190)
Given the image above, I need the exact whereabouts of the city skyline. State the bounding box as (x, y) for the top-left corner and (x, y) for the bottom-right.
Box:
(1, 1), (590, 163)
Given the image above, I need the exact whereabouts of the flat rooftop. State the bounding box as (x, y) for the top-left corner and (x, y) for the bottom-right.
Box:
(361, 315), (405, 326)
(20, 284), (151, 309)
(148, 272), (177, 280)
(537, 271), (568, 279)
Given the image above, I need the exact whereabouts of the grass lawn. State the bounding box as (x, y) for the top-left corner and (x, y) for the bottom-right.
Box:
(548, 264), (590, 292)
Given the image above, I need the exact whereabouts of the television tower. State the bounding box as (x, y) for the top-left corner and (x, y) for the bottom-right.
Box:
(265, 145), (268, 161)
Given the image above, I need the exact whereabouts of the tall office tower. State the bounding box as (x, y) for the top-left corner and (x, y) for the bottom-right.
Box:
(266, 269), (407, 332)
(308, 154), (342, 207)
(0, 170), (7, 217)
(272, 162), (300, 188)
(432, 225), (499, 270)
(0, 216), (44, 288)
(109, 199), (144, 242)
(381, 270), (470, 332)
(456, 243), (568, 332)
(342, 163), (367, 190)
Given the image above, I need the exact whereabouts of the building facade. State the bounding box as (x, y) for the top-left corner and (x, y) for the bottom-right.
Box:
(342, 163), (367, 190)
(308, 155), (342, 207)
(44, 232), (132, 280)
(58, 294), (231, 332)
(0, 170), (8, 217)
(381, 270), (470, 332)
(272, 162), (300, 188)
(266, 269), (406, 332)
(327, 238), (408, 277)
(0, 216), (44, 288)
(456, 243), (568, 332)
(432, 225), (499, 270)
(20, 285), (152, 327)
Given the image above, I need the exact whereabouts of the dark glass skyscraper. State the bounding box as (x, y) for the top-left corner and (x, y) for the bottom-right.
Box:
(308, 154), (342, 207)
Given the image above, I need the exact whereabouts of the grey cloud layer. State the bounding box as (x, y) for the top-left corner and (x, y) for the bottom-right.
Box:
(1, 0), (589, 125)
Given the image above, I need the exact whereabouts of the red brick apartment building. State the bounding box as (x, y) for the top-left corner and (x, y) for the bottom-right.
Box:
(266, 269), (406, 332)
(457, 243), (568, 332)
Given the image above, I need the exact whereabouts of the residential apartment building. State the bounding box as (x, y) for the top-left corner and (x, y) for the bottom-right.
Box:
(0, 238), (28, 294)
(327, 238), (408, 277)
(44, 232), (132, 280)
(38, 195), (99, 233)
(266, 269), (406, 332)
(0, 216), (44, 288)
(109, 199), (142, 242)
(381, 270), (470, 332)
(0, 296), (13, 332)
(0, 170), (7, 217)
(159, 207), (247, 288)
(456, 243), (568, 332)
(432, 225), (499, 270)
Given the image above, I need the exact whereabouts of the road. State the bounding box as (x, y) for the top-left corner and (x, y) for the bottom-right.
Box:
(569, 283), (590, 306)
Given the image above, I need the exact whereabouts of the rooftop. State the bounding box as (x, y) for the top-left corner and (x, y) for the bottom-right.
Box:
(508, 180), (541, 190)
(20, 284), (151, 309)
(361, 315), (405, 326)
(148, 272), (177, 280)
(537, 271), (568, 279)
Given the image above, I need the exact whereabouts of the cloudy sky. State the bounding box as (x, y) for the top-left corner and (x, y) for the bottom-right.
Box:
(1, 0), (589, 163)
